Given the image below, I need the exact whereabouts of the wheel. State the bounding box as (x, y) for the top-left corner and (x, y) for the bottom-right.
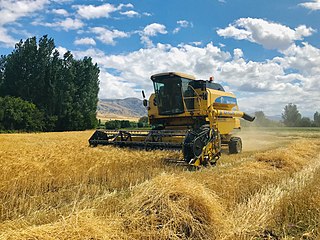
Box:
(182, 130), (200, 163)
(228, 137), (242, 154)
(182, 126), (210, 163)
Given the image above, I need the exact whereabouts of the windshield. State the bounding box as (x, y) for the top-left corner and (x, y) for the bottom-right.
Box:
(153, 76), (185, 115)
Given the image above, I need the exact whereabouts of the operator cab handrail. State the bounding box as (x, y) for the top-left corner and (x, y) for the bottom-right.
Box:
(183, 84), (202, 112)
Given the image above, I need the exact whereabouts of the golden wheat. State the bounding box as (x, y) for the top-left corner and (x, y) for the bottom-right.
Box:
(0, 129), (319, 239)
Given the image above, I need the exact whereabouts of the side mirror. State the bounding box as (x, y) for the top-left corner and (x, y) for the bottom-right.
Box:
(143, 99), (148, 107)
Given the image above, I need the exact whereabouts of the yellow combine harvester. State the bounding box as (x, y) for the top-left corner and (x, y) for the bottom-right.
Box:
(89, 72), (254, 166)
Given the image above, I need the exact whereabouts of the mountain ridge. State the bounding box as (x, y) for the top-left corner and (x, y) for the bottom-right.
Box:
(97, 97), (147, 120)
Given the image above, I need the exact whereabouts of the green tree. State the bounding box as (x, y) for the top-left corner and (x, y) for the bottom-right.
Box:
(0, 96), (44, 131)
(282, 103), (301, 127)
(72, 56), (99, 129)
(55, 51), (77, 130)
(0, 35), (100, 131)
(254, 111), (268, 127)
(314, 112), (320, 127)
(138, 116), (149, 128)
(120, 120), (131, 128)
(298, 117), (312, 127)
(138, 116), (148, 124)
(0, 55), (5, 90)
(105, 120), (121, 129)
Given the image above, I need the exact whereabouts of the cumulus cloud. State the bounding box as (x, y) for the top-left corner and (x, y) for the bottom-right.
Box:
(52, 0), (73, 3)
(120, 10), (140, 17)
(71, 41), (320, 116)
(74, 3), (133, 19)
(173, 20), (193, 34)
(90, 27), (129, 45)
(217, 18), (315, 51)
(33, 17), (84, 31)
(52, 8), (69, 16)
(280, 42), (320, 78)
(217, 25), (251, 40)
(56, 18), (84, 30)
(0, 0), (49, 46)
(72, 48), (107, 66)
(299, 0), (320, 10)
(98, 71), (138, 100)
(233, 48), (243, 59)
(140, 23), (167, 48)
(143, 12), (152, 17)
(74, 37), (96, 46)
(143, 23), (167, 36)
(0, 0), (49, 25)
(55, 46), (68, 56)
(0, 27), (17, 46)
(192, 41), (202, 46)
(73, 43), (230, 98)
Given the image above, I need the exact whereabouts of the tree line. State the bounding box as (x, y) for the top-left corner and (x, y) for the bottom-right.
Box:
(241, 103), (320, 127)
(282, 103), (319, 127)
(104, 117), (149, 130)
(0, 35), (99, 132)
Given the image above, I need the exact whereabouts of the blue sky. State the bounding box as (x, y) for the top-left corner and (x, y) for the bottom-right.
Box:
(0, 0), (319, 117)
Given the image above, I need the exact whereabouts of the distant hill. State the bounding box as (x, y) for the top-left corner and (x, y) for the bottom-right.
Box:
(97, 98), (147, 120)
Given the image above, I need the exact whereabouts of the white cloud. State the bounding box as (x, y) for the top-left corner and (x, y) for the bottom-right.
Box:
(74, 3), (133, 19)
(233, 48), (243, 59)
(55, 46), (68, 56)
(0, 27), (17, 46)
(143, 23), (167, 36)
(71, 41), (320, 116)
(0, 0), (49, 46)
(140, 23), (167, 48)
(51, 0), (73, 3)
(91, 27), (129, 45)
(57, 18), (84, 30)
(173, 20), (193, 34)
(0, 0), (49, 25)
(72, 48), (107, 66)
(177, 20), (190, 28)
(217, 25), (251, 40)
(34, 17), (84, 31)
(74, 37), (96, 46)
(98, 71), (138, 100)
(191, 41), (202, 46)
(72, 43), (230, 98)
(280, 42), (320, 77)
(120, 10), (140, 17)
(217, 18), (315, 51)
(119, 3), (134, 9)
(52, 8), (69, 16)
(143, 12), (152, 17)
(299, 0), (320, 10)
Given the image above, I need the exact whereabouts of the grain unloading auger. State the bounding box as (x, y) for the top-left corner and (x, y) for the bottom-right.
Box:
(89, 72), (254, 167)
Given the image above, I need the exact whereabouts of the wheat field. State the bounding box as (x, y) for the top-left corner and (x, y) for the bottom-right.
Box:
(0, 129), (320, 239)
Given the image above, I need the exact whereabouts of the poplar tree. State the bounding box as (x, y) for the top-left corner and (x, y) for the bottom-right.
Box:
(282, 103), (302, 127)
(0, 35), (100, 131)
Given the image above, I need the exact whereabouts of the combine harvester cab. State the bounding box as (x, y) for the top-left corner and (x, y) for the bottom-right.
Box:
(89, 72), (254, 166)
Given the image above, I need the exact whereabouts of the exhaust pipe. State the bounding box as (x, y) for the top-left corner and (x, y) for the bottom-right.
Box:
(242, 112), (255, 122)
